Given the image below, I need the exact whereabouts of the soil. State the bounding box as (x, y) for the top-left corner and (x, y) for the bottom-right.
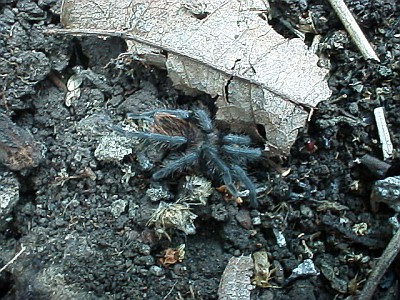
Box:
(0, 0), (400, 299)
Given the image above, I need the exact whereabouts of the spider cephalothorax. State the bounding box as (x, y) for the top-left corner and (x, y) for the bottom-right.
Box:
(112, 108), (262, 208)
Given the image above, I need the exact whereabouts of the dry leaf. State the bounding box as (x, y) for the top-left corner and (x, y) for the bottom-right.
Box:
(66, 74), (82, 91)
(252, 251), (277, 288)
(60, 0), (331, 155)
(65, 74), (82, 107)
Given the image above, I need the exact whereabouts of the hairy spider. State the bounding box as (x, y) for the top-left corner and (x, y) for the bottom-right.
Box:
(111, 108), (262, 208)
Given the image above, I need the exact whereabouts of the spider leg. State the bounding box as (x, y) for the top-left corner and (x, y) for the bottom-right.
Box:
(126, 109), (191, 121)
(152, 152), (199, 180)
(111, 125), (187, 148)
(222, 145), (262, 161)
(231, 164), (259, 208)
(193, 109), (213, 133)
(222, 134), (251, 145)
(203, 146), (240, 198)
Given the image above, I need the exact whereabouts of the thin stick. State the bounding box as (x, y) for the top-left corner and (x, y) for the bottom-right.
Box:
(327, 0), (380, 62)
(360, 154), (391, 178)
(374, 107), (393, 160)
(0, 245), (26, 273)
(358, 227), (400, 299)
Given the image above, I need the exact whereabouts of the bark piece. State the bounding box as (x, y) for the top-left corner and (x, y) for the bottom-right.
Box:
(218, 255), (254, 300)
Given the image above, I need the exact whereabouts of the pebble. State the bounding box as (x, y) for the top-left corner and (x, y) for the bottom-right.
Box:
(149, 265), (164, 276)
(235, 209), (252, 229)
(371, 176), (400, 212)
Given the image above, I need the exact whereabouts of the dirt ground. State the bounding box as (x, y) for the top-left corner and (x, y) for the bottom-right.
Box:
(1, 0), (400, 299)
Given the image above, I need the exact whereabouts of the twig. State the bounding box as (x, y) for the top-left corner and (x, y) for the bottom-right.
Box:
(0, 245), (26, 273)
(374, 107), (393, 160)
(360, 154), (391, 178)
(163, 280), (178, 299)
(358, 226), (400, 299)
(327, 0), (380, 62)
(48, 71), (68, 92)
(279, 19), (305, 40)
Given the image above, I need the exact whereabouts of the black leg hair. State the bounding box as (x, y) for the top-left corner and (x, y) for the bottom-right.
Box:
(203, 146), (239, 198)
(222, 134), (251, 145)
(231, 164), (259, 208)
(111, 125), (187, 148)
(222, 145), (262, 160)
(193, 109), (213, 133)
(152, 152), (199, 180)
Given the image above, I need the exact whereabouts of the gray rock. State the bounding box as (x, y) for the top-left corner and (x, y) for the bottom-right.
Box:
(371, 176), (400, 212)
(110, 199), (128, 218)
(0, 171), (20, 230)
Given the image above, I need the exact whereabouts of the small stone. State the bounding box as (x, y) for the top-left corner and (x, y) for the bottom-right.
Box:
(55, 217), (66, 227)
(211, 203), (228, 222)
(378, 66), (392, 77)
(300, 204), (313, 218)
(76, 113), (113, 137)
(173, 263), (187, 276)
(252, 216), (261, 226)
(257, 290), (275, 300)
(273, 228), (287, 248)
(371, 176), (400, 212)
(235, 209), (252, 229)
(110, 199), (127, 218)
(139, 268), (149, 276)
(146, 185), (171, 202)
(149, 265), (164, 276)
(0, 172), (19, 230)
(94, 134), (133, 162)
(136, 152), (154, 171)
(138, 244), (151, 256)
(134, 255), (155, 266)
(178, 175), (212, 204)
(285, 259), (319, 284)
(319, 261), (348, 294)
(348, 102), (359, 115)
(291, 259), (319, 277)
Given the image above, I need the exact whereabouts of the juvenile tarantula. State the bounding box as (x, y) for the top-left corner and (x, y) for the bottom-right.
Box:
(111, 108), (262, 208)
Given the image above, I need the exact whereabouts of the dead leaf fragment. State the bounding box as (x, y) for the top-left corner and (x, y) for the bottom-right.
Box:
(66, 74), (83, 91)
(146, 202), (197, 240)
(60, 0), (331, 155)
(252, 251), (277, 288)
(158, 244), (185, 267)
(65, 74), (83, 107)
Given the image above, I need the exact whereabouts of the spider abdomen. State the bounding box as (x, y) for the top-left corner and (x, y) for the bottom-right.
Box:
(151, 113), (202, 149)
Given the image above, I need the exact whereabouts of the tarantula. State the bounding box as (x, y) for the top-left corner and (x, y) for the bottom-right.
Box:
(111, 108), (262, 208)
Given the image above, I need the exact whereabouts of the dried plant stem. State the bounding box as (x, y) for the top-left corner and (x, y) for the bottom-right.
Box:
(360, 154), (391, 178)
(327, 0), (380, 61)
(0, 245), (26, 273)
(374, 107), (393, 160)
(358, 227), (400, 299)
